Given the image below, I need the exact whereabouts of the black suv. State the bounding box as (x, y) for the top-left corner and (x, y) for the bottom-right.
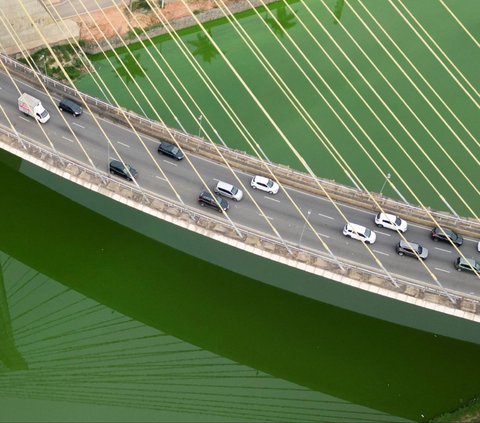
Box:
(431, 227), (463, 246)
(198, 191), (228, 213)
(58, 98), (83, 116)
(109, 160), (138, 181)
(158, 141), (184, 160)
(396, 240), (428, 260)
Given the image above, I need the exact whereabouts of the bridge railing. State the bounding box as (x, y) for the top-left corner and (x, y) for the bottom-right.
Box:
(1, 121), (478, 316)
(1, 52), (479, 239)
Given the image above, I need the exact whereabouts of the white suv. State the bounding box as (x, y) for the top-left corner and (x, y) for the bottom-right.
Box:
(343, 222), (377, 244)
(374, 212), (408, 232)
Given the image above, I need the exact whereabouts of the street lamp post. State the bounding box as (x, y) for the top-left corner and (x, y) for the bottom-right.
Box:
(379, 172), (391, 196)
(298, 209), (311, 247)
(197, 114), (203, 137)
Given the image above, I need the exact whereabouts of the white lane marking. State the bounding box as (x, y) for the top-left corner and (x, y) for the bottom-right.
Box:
(19, 116), (29, 122)
(264, 196), (280, 203)
(434, 247), (452, 253)
(435, 267), (451, 274)
(317, 212), (334, 220)
(117, 141), (130, 148)
(258, 213), (273, 220)
(71, 122), (85, 129)
(213, 178), (219, 182)
(155, 175), (166, 181)
(318, 233), (331, 239)
(62, 136), (74, 143)
(376, 230), (391, 237)
(163, 160), (178, 166)
(373, 249), (390, 256)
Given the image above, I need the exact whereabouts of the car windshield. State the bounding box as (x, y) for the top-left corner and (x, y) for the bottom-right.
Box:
(171, 146), (179, 154)
(267, 180), (273, 188)
(395, 217), (402, 226)
(40, 110), (49, 118)
(231, 186), (238, 195)
(364, 228), (371, 237)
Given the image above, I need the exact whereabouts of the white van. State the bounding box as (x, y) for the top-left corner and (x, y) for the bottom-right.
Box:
(343, 222), (376, 244)
(214, 181), (243, 201)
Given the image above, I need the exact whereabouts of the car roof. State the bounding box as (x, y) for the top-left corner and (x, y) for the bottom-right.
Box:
(160, 141), (174, 148)
(378, 212), (397, 220)
(217, 181), (234, 190)
(346, 222), (367, 232)
(399, 240), (419, 249)
(254, 175), (269, 184)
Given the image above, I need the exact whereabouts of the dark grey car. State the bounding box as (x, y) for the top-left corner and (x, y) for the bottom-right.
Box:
(158, 141), (184, 160)
(109, 160), (138, 181)
(59, 98), (83, 116)
(396, 240), (428, 260)
(198, 191), (228, 213)
(431, 227), (463, 246)
(454, 257), (480, 273)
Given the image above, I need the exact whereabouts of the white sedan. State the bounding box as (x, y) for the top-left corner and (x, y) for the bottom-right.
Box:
(250, 175), (279, 194)
(374, 212), (408, 232)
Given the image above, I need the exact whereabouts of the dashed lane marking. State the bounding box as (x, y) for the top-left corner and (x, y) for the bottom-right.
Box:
(117, 141), (130, 148)
(435, 267), (451, 274)
(163, 160), (178, 166)
(155, 175), (166, 181)
(376, 230), (392, 237)
(318, 233), (331, 239)
(373, 249), (389, 256)
(71, 122), (85, 129)
(62, 136), (74, 143)
(258, 213), (273, 220)
(264, 196), (280, 203)
(317, 212), (334, 220)
(434, 247), (452, 253)
(19, 116), (29, 122)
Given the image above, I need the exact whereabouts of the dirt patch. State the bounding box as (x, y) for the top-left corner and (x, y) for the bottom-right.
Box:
(73, 1), (235, 42)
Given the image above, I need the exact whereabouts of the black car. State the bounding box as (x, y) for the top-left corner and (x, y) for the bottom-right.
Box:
(396, 240), (429, 260)
(157, 141), (184, 160)
(58, 98), (83, 117)
(431, 227), (463, 246)
(198, 191), (228, 213)
(109, 160), (138, 181)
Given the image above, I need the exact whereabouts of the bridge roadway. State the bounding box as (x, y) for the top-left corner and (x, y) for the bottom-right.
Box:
(0, 72), (479, 296)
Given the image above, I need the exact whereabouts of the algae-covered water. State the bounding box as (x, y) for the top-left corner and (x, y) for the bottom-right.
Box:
(76, 0), (480, 217)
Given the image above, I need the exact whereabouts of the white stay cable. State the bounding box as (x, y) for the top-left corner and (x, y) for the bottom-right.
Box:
(438, 0), (480, 48)
(280, 0), (479, 219)
(352, 0), (480, 152)
(390, 0), (479, 107)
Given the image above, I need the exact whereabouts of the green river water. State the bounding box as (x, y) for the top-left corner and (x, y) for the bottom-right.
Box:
(1, 0), (479, 421)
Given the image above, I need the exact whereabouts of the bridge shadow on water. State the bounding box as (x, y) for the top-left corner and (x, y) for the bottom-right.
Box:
(0, 153), (479, 421)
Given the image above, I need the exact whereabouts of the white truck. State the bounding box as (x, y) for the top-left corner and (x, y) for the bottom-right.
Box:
(18, 93), (50, 123)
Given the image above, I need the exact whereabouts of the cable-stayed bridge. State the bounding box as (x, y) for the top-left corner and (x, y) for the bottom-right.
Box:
(0, 54), (479, 345)
(0, 0), (479, 342)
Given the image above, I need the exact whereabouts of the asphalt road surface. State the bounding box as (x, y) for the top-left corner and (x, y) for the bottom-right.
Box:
(0, 72), (479, 296)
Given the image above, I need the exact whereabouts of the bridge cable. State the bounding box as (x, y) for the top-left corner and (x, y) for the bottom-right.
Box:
(438, 0), (480, 48)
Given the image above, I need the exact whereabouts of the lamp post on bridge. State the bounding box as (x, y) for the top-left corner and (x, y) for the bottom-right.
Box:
(298, 209), (311, 247)
(197, 114), (203, 137)
(379, 172), (391, 196)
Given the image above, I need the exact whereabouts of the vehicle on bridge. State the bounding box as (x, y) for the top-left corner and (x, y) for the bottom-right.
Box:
(58, 98), (83, 117)
(250, 176), (279, 194)
(198, 191), (229, 213)
(454, 257), (480, 273)
(109, 160), (138, 181)
(157, 141), (184, 160)
(431, 227), (463, 246)
(214, 181), (243, 201)
(342, 223), (376, 244)
(18, 93), (50, 123)
(395, 240), (428, 260)
(374, 212), (408, 232)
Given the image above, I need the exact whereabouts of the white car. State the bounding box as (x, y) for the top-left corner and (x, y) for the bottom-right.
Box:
(343, 222), (376, 244)
(374, 212), (408, 233)
(250, 175), (279, 194)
